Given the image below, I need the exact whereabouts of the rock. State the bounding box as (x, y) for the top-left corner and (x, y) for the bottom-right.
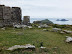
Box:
(13, 24), (22, 28)
(38, 26), (41, 28)
(60, 31), (65, 34)
(21, 25), (27, 28)
(43, 29), (48, 31)
(39, 24), (49, 28)
(53, 47), (58, 49)
(1, 27), (5, 30)
(13, 24), (28, 28)
(63, 30), (72, 34)
(7, 44), (35, 51)
(65, 36), (72, 42)
(43, 29), (47, 31)
(25, 44), (35, 48)
(52, 28), (62, 32)
(28, 26), (32, 29)
(66, 36), (69, 38)
(40, 46), (46, 49)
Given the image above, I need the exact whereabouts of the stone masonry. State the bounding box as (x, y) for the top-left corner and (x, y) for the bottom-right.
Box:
(0, 5), (22, 27)
(11, 7), (22, 24)
(3, 6), (12, 26)
(0, 5), (4, 27)
(23, 16), (30, 25)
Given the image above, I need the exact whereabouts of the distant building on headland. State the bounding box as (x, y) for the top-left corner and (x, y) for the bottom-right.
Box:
(23, 16), (30, 25)
(0, 5), (22, 27)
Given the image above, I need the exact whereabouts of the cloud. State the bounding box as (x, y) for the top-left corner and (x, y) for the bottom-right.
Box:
(0, 0), (72, 18)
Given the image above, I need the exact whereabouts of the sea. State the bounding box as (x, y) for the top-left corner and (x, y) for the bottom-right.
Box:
(30, 18), (72, 25)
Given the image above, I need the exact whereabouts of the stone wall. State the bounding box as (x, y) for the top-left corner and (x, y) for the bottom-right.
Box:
(0, 5), (22, 27)
(12, 7), (22, 24)
(3, 6), (12, 26)
(23, 16), (30, 25)
(0, 5), (4, 27)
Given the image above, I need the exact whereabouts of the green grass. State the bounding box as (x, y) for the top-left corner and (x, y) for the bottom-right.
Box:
(0, 27), (72, 54)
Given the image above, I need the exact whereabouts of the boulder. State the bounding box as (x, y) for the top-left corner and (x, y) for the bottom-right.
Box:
(28, 26), (32, 29)
(13, 24), (22, 28)
(38, 26), (41, 28)
(21, 25), (27, 28)
(43, 29), (48, 31)
(52, 28), (62, 32)
(43, 29), (47, 31)
(63, 30), (72, 34)
(60, 31), (65, 34)
(65, 36), (72, 43)
(39, 24), (49, 28)
(7, 44), (35, 51)
(1, 27), (5, 30)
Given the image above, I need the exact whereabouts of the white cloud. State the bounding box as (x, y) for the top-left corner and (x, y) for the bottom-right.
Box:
(0, 0), (72, 18)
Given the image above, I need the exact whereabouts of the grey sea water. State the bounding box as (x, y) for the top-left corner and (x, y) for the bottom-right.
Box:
(30, 18), (72, 25)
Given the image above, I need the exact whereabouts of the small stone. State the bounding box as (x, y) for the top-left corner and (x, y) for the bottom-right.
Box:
(40, 46), (46, 49)
(1, 27), (5, 30)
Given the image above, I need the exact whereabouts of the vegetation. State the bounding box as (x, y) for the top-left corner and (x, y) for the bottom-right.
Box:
(41, 19), (53, 24)
(52, 24), (72, 30)
(0, 26), (72, 54)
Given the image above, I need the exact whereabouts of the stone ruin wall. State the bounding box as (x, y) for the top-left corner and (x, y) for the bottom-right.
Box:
(3, 6), (12, 26)
(0, 5), (22, 27)
(0, 5), (4, 27)
(23, 16), (30, 25)
(11, 7), (22, 24)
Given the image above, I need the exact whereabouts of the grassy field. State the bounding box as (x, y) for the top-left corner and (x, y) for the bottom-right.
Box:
(0, 27), (72, 54)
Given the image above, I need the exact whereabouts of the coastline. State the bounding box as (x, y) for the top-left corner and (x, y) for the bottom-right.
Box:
(30, 18), (72, 25)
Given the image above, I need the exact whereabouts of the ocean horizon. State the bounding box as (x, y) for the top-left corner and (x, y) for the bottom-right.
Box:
(30, 18), (72, 25)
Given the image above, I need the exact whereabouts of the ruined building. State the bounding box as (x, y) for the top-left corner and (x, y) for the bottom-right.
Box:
(11, 7), (22, 24)
(23, 16), (30, 25)
(0, 5), (22, 27)
(0, 5), (4, 27)
(4, 6), (12, 26)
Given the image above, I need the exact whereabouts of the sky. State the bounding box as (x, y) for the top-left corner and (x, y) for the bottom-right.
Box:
(0, 0), (72, 18)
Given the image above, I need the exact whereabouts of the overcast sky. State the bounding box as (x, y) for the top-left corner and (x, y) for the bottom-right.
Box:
(0, 0), (72, 18)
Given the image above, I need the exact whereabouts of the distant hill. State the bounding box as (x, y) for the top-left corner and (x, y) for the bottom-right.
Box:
(56, 19), (69, 21)
(33, 19), (53, 24)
